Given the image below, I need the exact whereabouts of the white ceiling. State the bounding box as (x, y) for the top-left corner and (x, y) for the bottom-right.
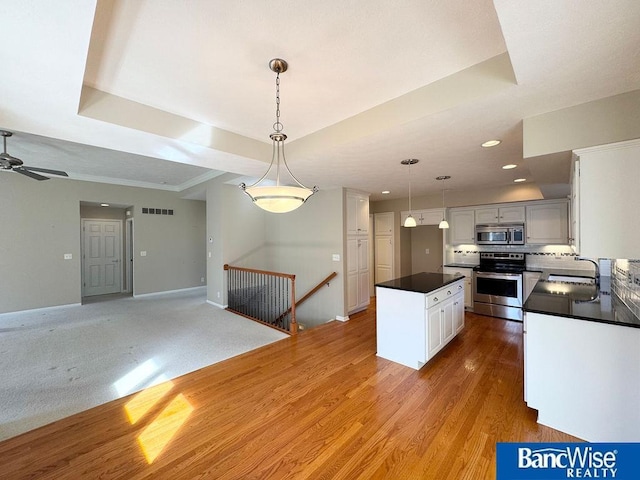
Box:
(1, 0), (639, 201)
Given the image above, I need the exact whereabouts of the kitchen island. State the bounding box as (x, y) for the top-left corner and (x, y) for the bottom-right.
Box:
(523, 276), (640, 441)
(376, 272), (465, 370)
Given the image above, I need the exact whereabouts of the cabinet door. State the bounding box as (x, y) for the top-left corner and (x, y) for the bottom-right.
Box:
(449, 209), (475, 244)
(427, 306), (443, 358)
(570, 158), (580, 253)
(346, 238), (358, 275)
(442, 297), (455, 344)
(375, 236), (394, 284)
(347, 273), (358, 312)
(475, 207), (499, 224)
(526, 202), (568, 244)
(500, 206), (526, 223)
(358, 237), (370, 306)
(454, 293), (465, 333)
(374, 212), (394, 235)
(346, 192), (369, 235)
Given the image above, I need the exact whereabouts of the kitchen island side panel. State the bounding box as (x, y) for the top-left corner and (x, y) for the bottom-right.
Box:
(376, 286), (426, 370)
(526, 311), (640, 442)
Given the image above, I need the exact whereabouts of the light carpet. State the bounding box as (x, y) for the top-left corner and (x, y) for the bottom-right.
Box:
(0, 288), (288, 442)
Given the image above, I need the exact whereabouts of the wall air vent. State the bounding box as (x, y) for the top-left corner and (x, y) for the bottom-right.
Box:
(142, 207), (174, 215)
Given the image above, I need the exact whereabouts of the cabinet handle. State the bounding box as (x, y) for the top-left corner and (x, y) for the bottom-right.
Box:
(458, 285), (463, 289)
(447, 290), (451, 295)
(434, 297), (439, 302)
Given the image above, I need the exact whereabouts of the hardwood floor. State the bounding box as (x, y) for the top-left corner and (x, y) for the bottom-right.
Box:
(0, 302), (579, 479)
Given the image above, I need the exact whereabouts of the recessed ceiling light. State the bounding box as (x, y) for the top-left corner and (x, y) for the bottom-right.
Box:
(381, 190), (390, 195)
(502, 164), (517, 169)
(481, 139), (501, 148)
(514, 178), (526, 183)
(100, 203), (110, 207)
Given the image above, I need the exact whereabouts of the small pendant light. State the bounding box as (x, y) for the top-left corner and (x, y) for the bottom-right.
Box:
(402, 159), (419, 227)
(436, 175), (450, 229)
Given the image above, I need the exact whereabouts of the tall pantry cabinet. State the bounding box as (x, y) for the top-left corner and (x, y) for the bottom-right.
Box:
(346, 190), (370, 314)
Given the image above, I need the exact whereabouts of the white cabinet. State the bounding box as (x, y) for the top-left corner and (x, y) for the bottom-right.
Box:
(525, 311), (640, 441)
(570, 156), (580, 252)
(573, 140), (640, 259)
(525, 201), (569, 244)
(376, 279), (464, 370)
(449, 209), (475, 244)
(400, 208), (444, 226)
(346, 190), (370, 314)
(347, 237), (369, 313)
(475, 205), (525, 224)
(374, 212), (394, 235)
(442, 267), (473, 310)
(346, 191), (369, 235)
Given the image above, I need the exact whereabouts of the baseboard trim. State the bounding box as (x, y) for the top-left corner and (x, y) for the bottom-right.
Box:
(0, 302), (82, 317)
(206, 300), (228, 309)
(335, 315), (349, 322)
(133, 286), (206, 298)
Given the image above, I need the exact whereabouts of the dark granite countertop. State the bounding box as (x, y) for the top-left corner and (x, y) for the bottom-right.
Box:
(376, 272), (464, 294)
(524, 277), (640, 329)
(443, 263), (478, 269)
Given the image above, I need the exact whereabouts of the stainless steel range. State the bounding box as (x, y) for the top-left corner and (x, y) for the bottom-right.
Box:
(473, 252), (525, 321)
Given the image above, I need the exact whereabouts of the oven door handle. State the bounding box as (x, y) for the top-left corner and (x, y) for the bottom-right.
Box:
(475, 272), (522, 279)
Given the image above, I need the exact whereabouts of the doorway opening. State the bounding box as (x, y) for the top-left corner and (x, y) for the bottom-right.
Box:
(80, 202), (134, 304)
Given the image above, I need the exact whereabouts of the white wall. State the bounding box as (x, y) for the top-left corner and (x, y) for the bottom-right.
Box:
(0, 176), (206, 313)
(206, 181), (346, 327)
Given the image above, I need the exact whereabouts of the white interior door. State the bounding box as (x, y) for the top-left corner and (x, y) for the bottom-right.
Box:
(82, 219), (122, 297)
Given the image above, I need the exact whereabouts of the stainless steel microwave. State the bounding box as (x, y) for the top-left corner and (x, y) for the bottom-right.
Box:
(475, 224), (525, 245)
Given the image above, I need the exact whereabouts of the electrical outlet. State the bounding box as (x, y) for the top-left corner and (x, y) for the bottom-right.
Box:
(217, 291), (221, 298)
(63, 253), (72, 260)
(140, 251), (147, 257)
(425, 249), (430, 255)
(200, 277), (205, 283)
(332, 254), (340, 261)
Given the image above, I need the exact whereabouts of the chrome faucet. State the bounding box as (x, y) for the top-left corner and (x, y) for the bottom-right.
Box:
(575, 257), (600, 286)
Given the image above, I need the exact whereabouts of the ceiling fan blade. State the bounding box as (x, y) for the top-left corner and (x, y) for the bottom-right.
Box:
(13, 167), (50, 181)
(21, 165), (68, 177)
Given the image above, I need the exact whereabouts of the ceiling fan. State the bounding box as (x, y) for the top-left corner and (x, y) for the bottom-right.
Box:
(1, 130), (68, 181)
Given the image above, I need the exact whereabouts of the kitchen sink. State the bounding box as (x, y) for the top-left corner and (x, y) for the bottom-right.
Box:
(546, 274), (596, 285)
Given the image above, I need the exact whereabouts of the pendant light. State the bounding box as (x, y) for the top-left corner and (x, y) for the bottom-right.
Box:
(402, 159), (419, 227)
(436, 175), (451, 229)
(240, 59), (318, 213)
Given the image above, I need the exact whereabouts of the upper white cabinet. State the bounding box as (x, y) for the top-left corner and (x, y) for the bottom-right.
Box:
(573, 140), (640, 259)
(570, 156), (580, 252)
(374, 211), (394, 235)
(525, 202), (569, 244)
(346, 191), (369, 235)
(400, 208), (444, 226)
(475, 205), (525, 224)
(449, 209), (475, 244)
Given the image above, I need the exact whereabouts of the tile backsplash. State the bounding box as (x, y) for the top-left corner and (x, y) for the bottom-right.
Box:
(612, 260), (640, 319)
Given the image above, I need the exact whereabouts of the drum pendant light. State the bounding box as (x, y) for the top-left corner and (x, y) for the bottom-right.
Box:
(402, 159), (419, 227)
(240, 59), (318, 213)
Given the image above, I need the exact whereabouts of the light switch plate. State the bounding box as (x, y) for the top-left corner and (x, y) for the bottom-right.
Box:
(332, 254), (340, 262)
(140, 251), (147, 257)
(63, 253), (72, 260)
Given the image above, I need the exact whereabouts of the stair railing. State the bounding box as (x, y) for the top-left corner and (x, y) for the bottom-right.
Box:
(224, 264), (297, 334)
(224, 265), (338, 335)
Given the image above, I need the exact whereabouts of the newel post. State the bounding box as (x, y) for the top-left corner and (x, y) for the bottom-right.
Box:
(290, 275), (297, 334)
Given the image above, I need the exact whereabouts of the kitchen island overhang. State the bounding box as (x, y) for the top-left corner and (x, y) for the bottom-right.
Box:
(376, 272), (465, 370)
